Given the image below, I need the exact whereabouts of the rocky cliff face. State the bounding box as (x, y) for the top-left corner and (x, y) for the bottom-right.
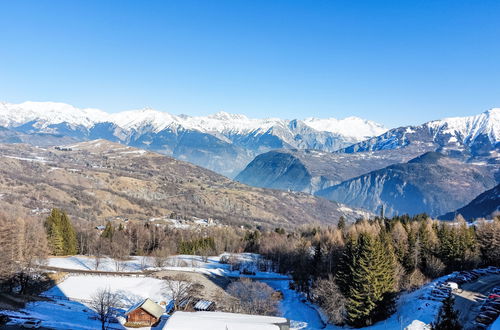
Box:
(315, 152), (498, 217)
(439, 184), (500, 220)
(235, 147), (434, 193)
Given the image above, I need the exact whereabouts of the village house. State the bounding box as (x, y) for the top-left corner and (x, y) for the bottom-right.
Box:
(125, 298), (164, 326)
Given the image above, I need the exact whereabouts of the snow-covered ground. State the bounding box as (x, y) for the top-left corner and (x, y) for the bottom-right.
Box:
(48, 255), (149, 272)
(2, 275), (170, 330)
(47, 253), (289, 279)
(3, 274), (172, 330)
(265, 274), (459, 330)
(265, 280), (337, 330)
(43, 275), (170, 305)
(4, 299), (109, 329)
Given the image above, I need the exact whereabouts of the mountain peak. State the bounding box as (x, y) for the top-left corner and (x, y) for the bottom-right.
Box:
(303, 116), (387, 140)
(407, 151), (447, 164)
(207, 111), (249, 121)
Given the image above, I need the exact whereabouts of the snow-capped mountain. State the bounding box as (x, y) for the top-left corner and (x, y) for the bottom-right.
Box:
(0, 101), (387, 177)
(303, 116), (386, 141)
(341, 108), (500, 159)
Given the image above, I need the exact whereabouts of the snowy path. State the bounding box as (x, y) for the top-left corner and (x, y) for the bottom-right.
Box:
(263, 280), (339, 330)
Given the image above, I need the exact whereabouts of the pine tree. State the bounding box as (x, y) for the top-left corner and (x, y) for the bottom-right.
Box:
(45, 209), (65, 255)
(44, 209), (77, 256)
(101, 222), (114, 240)
(432, 293), (462, 330)
(337, 216), (346, 231)
(60, 211), (78, 255)
(342, 232), (396, 327)
(336, 235), (357, 296)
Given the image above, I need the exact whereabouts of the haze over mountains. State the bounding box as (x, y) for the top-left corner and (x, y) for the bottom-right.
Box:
(316, 152), (497, 217)
(439, 183), (500, 220)
(0, 101), (386, 177)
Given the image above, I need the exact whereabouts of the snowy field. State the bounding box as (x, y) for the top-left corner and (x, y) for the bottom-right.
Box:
(4, 274), (172, 330)
(43, 275), (170, 305)
(47, 255), (149, 272)
(47, 253), (289, 279)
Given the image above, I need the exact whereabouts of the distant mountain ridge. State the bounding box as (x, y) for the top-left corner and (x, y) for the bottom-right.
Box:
(340, 108), (499, 160)
(236, 108), (499, 196)
(439, 184), (500, 220)
(235, 147), (431, 193)
(315, 152), (498, 217)
(0, 101), (387, 177)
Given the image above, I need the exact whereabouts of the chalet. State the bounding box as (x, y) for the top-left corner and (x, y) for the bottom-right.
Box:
(125, 298), (164, 326)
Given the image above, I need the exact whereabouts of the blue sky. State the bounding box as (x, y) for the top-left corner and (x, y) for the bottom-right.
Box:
(0, 0), (499, 127)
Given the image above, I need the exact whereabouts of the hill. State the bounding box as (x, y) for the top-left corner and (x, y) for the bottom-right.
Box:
(0, 139), (370, 228)
(439, 184), (500, 220)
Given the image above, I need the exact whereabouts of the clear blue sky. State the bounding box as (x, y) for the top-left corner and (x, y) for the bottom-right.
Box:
(0, 0), (499, 127)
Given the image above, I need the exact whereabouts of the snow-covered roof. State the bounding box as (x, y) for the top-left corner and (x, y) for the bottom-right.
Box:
(193, 299), (214, 311)
(125, 298), (164, 319)
(164, 311), (289, 330)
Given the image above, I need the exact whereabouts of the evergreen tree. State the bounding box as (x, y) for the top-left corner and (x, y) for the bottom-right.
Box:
(101, 222), (114, 240)
(342, 232), (396, 327)
(336, 235), (357, 296)
(45, 209), (65, 255)
(337, 216), (346, 231)
(60, 211), (78, 255)
(432, 293), (462, 330)
(44, 209), (78, 256)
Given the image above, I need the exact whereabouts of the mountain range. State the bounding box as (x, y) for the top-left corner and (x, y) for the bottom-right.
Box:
(0, 101), (386, 177)
(237, 109), (500, 217)
(1, 101), (498, 220)
(316, 152), (497, 217)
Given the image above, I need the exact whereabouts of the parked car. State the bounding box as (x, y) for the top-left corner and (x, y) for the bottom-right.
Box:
(477, 313), (494, 323)
(472, 321), (488, 329)
(480, 310), (499, 319)
(22, 319), (41, 328)
(491, 287), (500, 294)
(486, 266), (500, 274)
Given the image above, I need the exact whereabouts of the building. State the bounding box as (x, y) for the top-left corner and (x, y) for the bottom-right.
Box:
(163, 311), (290, 330)
(125, 298), (164, 326)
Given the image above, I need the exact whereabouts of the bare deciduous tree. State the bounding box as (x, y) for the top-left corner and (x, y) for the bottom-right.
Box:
(227, 278), (278, 316)
(311, 275), (346, 325)
(163, 274), (198, 310)
(89, 288), (119, 330)
(152, 247), (170, 268)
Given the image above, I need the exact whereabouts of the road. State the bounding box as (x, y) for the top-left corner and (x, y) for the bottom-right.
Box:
(453, 274), (500, 329)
